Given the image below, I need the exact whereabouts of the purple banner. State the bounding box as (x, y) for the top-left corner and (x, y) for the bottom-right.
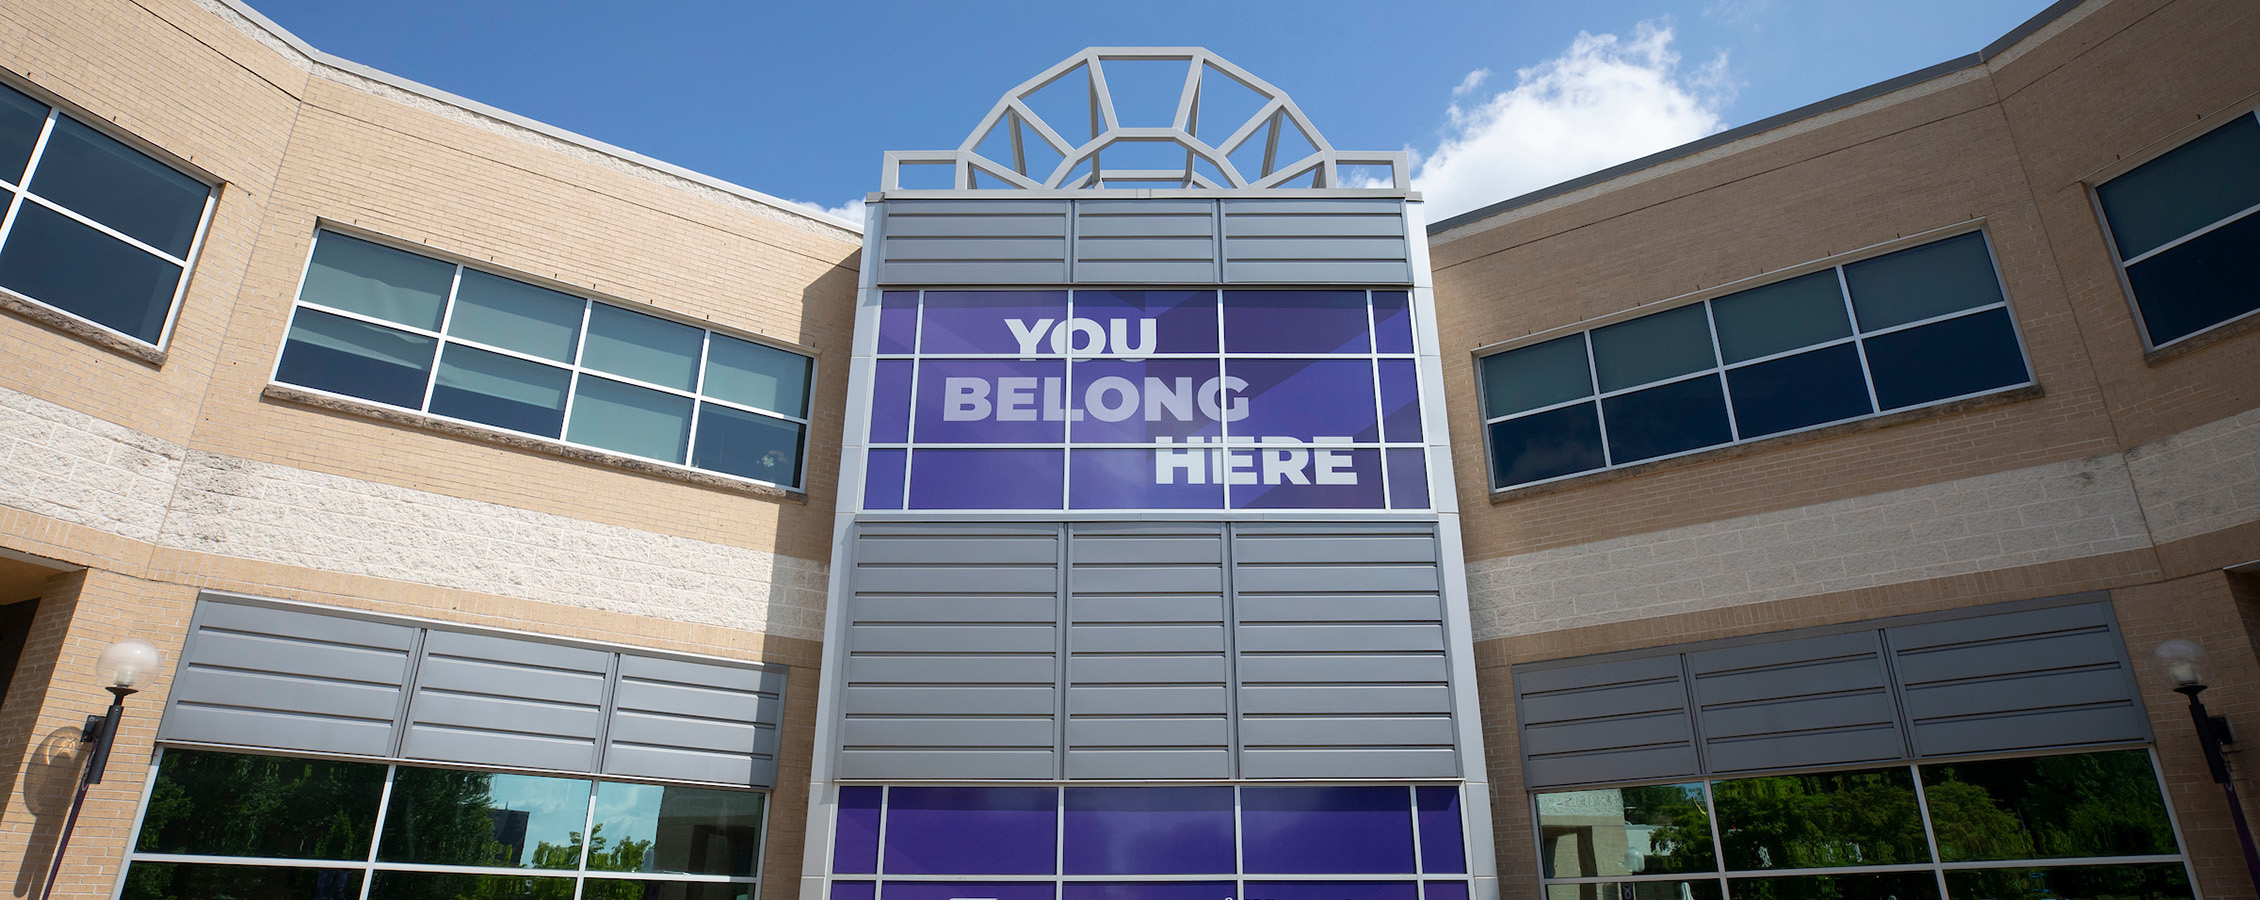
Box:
(1243, 885), (1417, 900)
(1070, 449), (1224, 510)
(1063, 786), (1236, 875)
(833, 786), (883, 874)
(916, 359), (1067, 443)
(862, 449), (907, 510)
(1241, 786), (1416, 874)
(1379, 359), (1422, 442)
(1386, 448), (1430, 511)
(1068, 358), (1228, 443)
(1223, 291), (1371, 354)
(1229, 445), (1383, 509)
(1415, 787), (1467, 874)
(1373, 291), (1414, 354)
(1074, 290), (1219, 353)
(878, 292), (919, 354)
(833, 884), (877, 900)
(871, 359), (914, 443)
(883, 787), (1058, 875)
(1063, 885), (1236, 900)
(885, 885), (1057, 900)
(1228, 359), (1379, 442)
(908, 449), (1062, 510)
(922, 291), (1067, 354)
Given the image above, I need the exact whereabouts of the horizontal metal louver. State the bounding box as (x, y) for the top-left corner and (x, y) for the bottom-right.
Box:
(161, 600), (416, 757)
(878, 200), (1070, 284)
(1067, 523), (1230, 779)
(873, 198), (1413, 285)
(400, 631), (610, 772)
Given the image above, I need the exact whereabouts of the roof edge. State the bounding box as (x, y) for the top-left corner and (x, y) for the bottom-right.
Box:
(212, 0), (862, 238)
(1426, 0), (2087, 236)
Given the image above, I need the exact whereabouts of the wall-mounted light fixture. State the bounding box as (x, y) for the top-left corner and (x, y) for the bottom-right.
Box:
(2154, 639), (2260, 891)
(37, 638), (160, 900)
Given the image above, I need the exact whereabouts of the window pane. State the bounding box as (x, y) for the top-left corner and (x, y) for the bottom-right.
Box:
(300, 232), (453, 331)
(448, 269), (584, 362)
(430, 344), (571, 438)
(582, 881), (757, 900)
(877, 290), (918, 354)
(134, 750), (386, 860)
(2124, 209), (2260, 345)
(275, 307), (437, 409)
(1242, 882), (1416, 900)
(1065, 882), (1238, 900)
(568, 375), (694, 464)
(1845, 232), (2004, 331)
(1601, 374), (1733, 464)
(704, 334), (810, 416)
(1536, 783), (1713, 878)
(1481, 335), (1591, 418)
(588, 781), (765, 877)
(121, 862), (363, 900)
(1726, 344), (1873, 438)
(1063, 785), (1235, 875)
(1489, 402), (1605, 488)
(1863, 308), (2028, 411)
(1921, 749), (2177, 862)
(883, 786), (1058, 875)
(585, 303), (702, 391)
(377, 767), (592, 869)
(1943, 863), (2193, 900)
(1592, 304), (1716, 393)
(1726, 873), (1939, 900)
(1711, 271), (1851, 363)
(0, 201), (182, 343)
(368, 872), (576, 900)
(1241, 785), (1416, 874)
(1374, 290), (1415, 353)
(1223, 290), (1371, 353)
(832, 786), (881, 874)
(28, 116), (206, 257)
(2097, 113), (2260, 259)
(695, 404), (803, 485)
(1712, 767), (1929, 871)
(1546, 881), (1723, 900)
(0, 82), (45, 185)
(1417, 786), (1467, 875)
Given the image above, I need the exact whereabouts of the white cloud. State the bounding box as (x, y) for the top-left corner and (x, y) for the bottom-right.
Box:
(787, 197), (866, 229)
(1410, 22), (1733, 221)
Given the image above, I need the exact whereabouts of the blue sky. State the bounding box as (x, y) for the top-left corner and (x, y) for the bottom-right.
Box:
(244, 0), (2055, 223)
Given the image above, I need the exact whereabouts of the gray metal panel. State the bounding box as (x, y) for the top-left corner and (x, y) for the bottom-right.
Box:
(401, 631), (609, 772)
(161, 601), (416, 757)
(1688, 630), (1904, 773)
(1515, 654), (1699, 789)
(1072, 199), (1219, 284)
(1889, 600), (2149, 757)
(878, 200), (1070, 285)
(604, 654), (786, 787)
(1240, 748), (1458, 778)
(1220, 199), (1411, 284)
(839, 524), (1064, 779)
(1066, 525), (1231, 780)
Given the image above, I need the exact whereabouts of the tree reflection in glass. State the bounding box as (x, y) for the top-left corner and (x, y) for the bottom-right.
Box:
(1941, 862), (2193, 900)
(134, 749), (387, 861)
(378, 767), (593, 869)
(1712, 769), (1929, 871)
(1536, 783), (1715, 878)
(1726, 872), (1938, 900)
(590, 782), (765, 877)
(1921, 750), (2176, 862)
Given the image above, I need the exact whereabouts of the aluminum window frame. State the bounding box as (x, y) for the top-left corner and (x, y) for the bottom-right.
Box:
(113, 745), (773, 900)
(1475, 224), (2035, 493)
(0, 81), (219, 354)
(2090, 106), (2260, 352)
(269, 226), (817, 493)
(1525, 745), (2200, 900)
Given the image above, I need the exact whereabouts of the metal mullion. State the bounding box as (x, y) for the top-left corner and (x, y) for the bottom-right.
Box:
(1368, 291), (1394, 507)
(876, 785), (891, 877)
(291, 300), (448, 341)
(1933, 855), (2187, 871)
(1906, 762), (1950, 900)
(558, 299), (596, 443)
(2119, 199), (2260, 266)
(1407, 785), (1426, 881)
(1480, 392), (1600, 426)
(1583, 332), (1612, 466)
(1856, 301), (2012, 341)
(1592, 365), (1724, 403)
(1717, 333), (1861, 372)
(358, 862), (586, 879)
(129, 854), (374, 870)
(685, 330), (712, 471)
(1216, 291), (1233, 510)
(1702, 779), (1729, 896)
(0, 112), (57, 260)
(420, 266), (466, 413)
(900, 291), (926, 508)
(2144, 746), (2204, 900)
(573, 779), (599, 900)
(1062, 290), (1077, 511)
(110, 748), (172, 900)
(1700, 301), (1742, 441)
(1233, 784), (1246, 885)
(1839, 268), (1885, 415)
(358, 763), (400, 900)
(574, 365), (706, 401)
(428, 331), (585, 372)
(696, 392), (811, 426)
(17, 190), (191, 265)
(149, 187), (219, 351)
(1542, 873), (1740, 886)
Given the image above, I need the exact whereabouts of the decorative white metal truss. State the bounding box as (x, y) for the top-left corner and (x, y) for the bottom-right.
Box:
(882, 48), (1409, 194)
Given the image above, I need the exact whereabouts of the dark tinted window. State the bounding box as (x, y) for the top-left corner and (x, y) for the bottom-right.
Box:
(0, 82), (45, 185)
(2097, 113), (2260, 259)
(0, 202), (183, 342)
(1712, 767), (1930, 870)
(2123, 211), (2260, 345)
(1489, 402), (1605, 487)
(1921, 750), (2176, 862)
(134, 750), (386, 860)
(1845, 232), (2004, 331)
(429, 344), (572, 437)
(29, 116), (208, 257)
(1601, 374), (1732, 464)
(1482, 335), (1590, 418)
(1712, 271), (1851, 363)
(693, 404), (805, 487)
(1864, 308), (2028, 410)
(1592, 303), (1715, 392)
(274, 308), (438, 409)
(1727, 344), (1872, 438)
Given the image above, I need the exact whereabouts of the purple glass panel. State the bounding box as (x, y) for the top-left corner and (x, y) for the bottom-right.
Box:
(871, 359), (914, 444)
(1229, 445), (1383, 510)
(833, 883), (877, 900)
(1373, 291), (1414, 354)
(1241, 786), (1415, 874)
(1378, 359), (1422, 442)
(1068, 359), (1227, 443)
(1415, 787), (1466, 874)
(1072, 290), (1219, 354)
(1386, 448), (1430, 510)
(883, 787), (1058, 875)
(1223, 291), (1371, 354)
(878, 291), (919, 354)
(885, 884), (1056, 900)
(833, 787), (883, 874)
(908, 449), (1063, 510)
(1227, 359), (1378, 442)
(1422, 883), (1469, 900)
(1070, 449), (1225, 510)
(915, 359), (1068, 443)
(1063, 884), (1236, 900)
(1243, 884), (1417, 900)
(1062, 786), (1236, 875)
(922, 291), (1068, 354)
(863, 449), (907, 510)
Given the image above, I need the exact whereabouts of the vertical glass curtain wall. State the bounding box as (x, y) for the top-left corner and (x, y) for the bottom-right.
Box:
(1533, 748), (2193, 900)
(272, 231), (814, 490)
(0, 80), (214, 348)
(2094, 108), (2260, 348)
(829, 784), (1470, 900)
(1478, 230), (2032, 490)
(121, 748), (767, 900)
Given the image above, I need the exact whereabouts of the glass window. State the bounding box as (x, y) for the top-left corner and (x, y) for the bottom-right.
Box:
(1063, 786), (1236, 875)
(1223, 290), (1371, 353)
(1536, 783), (1714, 879)
(1711, 272), (1851, 364)
(27, 116), (208, 257)
(581, 880), (756, 900)
(378, 768), (592, 869)
(1712, 768), (1929, 871)
(1600, 374), (1732, 464)
(1546, 881), (1723, 900)
(1592, 304), (1716, 393)
(883, 786), (1058, 875)
(1920, 749), (2176, 862)
(2095, 111), (2260, 346)
(368, 871), (576, 899)
(134, 749), (387, 860)
(0, 83), (46, 185)
(588, 781), (765, 877)
(273, 230), (814, 488)
(121, 862), (364, 900)
(1482, 335), (1591, 418)
(1862, 308), (2027, 411)
(0, 202), (186, 343)
(1844, 232), (2005, 331)
(1726, 344), (1872, 438)
(1726, 872), (1939, 900)
(1941, 863), (2193, 900)
(1489, 402), (1606, 486)
(1241, 786), (1416, 875)
(1417, 786), (1468, 875)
